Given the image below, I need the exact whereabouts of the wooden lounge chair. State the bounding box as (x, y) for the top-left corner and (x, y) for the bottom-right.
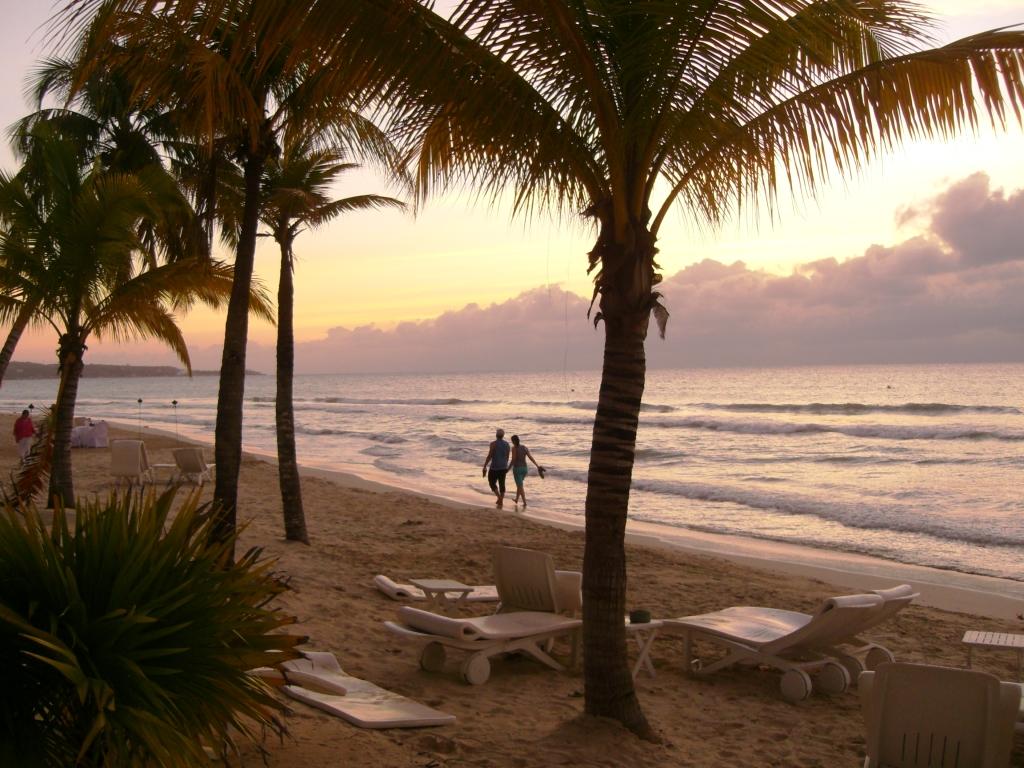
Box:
(110, 439), (155, 487)
(662, 588), (915, 701)
(383, 546), (582, 684)
(860, 662), (1021, 767)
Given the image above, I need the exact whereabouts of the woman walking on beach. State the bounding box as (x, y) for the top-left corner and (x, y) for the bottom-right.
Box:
(509, 434), (544, 508)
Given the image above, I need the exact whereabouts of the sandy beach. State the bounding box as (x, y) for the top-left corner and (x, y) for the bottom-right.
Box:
(7, 414), (1023, 767)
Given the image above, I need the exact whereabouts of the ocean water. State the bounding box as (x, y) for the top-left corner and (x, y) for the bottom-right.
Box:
(2, 363), (1021, 583)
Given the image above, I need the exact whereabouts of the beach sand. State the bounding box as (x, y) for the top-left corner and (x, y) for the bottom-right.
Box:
(6, 415), (1023, 767)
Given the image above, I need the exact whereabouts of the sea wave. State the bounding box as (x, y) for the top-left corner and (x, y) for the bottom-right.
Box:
(550, 467), (1024, 548)
(693, 401), (1022, 416)
(650, 417), (1024, 442)
(260, 397), (479, 409)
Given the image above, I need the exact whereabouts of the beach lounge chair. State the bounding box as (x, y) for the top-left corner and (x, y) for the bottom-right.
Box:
(172, 446), (214, 486)
(860, 662), (1021, 768)
(110, 439), (155, 487)
(384, 606), (582, 684)
(383, 546), (583, 684)
(252, 651), (455, 728)
(373, 574), (499, 604)
(492, 545), (582, 616)
(662, 587), (915, 701)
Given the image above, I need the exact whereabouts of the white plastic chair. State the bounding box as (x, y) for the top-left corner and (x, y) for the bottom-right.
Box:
(662, 589), (915, 701)
(492, 545), (582, 616)
(110, 440), (155, 487)
(172, 447), (213, 486)
(860, 662), (1021, 767)
(384, 547), (582, 684)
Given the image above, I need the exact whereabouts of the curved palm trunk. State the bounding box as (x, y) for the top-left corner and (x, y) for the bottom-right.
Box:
(0, 302), (38, 386)
(582, 224), (656, 738)
(275, 236), (308, 543)
(47, 333), (85, 508)
(212, 150), (266, 550)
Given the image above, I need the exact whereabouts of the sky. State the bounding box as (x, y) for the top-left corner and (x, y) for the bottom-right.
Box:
(1, 1), (1023, 373)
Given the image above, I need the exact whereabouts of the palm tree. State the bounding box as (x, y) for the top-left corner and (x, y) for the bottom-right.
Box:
(58, 3), (400, 549)
(63, 0), (1024, 735)
(0, 126), (254, 506)
(259, 138), (403, 543)
(0, 57), (203, 386)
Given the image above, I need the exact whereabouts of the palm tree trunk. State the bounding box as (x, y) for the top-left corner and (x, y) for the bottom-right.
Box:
(0, 302), (37, 386)
(276, 236), (308, 543)
(47, 333), (85, 509)
(581, 222), (656, 738)
(212, 149), (266, 549)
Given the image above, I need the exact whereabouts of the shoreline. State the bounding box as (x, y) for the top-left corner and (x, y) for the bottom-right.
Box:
(132, 419), (1024, 620)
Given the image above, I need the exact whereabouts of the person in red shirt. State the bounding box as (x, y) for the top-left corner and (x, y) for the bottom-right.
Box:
(13, 409), (35, 462)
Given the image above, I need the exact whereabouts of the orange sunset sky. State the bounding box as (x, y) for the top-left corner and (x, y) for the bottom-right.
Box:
(1, 1), (1023, 373)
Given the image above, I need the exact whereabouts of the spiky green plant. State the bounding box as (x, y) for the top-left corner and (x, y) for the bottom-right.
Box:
(0, 489), (304, 767)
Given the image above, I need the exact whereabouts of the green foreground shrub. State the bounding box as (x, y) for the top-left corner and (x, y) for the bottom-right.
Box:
(0, 489), (304, 767)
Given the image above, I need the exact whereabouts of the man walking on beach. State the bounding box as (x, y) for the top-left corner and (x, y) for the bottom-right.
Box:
(482, 428), (510, 509)
(13, 409), (35, 462)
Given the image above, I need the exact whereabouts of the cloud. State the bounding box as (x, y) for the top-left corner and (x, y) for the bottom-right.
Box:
(277, 172), (1023, 372)
(33, 171), (1021, 374)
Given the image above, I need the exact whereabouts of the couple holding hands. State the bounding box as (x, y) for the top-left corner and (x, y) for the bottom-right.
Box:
(481, 428), (546, 510)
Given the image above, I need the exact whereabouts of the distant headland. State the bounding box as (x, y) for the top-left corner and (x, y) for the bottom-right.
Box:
(5, 362), (263, 379)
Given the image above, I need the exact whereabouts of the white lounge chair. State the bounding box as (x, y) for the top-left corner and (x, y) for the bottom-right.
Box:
(492, 545), (582, 616)
(172, 446), (214, 486)
(110, 439), (155, 487)
(662, 589), (915, 701)
(252, 651), (455, 729)
(384, 546), (583, 684)
(385, 606), (582, 684)
(860, 662), (1021, 768)
(373, 574), (499, 604)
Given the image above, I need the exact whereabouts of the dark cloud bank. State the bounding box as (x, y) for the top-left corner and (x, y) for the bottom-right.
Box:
(242, 173), (1024, 374)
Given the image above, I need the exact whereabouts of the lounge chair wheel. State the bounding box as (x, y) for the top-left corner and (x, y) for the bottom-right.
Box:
(419, 642), (447, 672)
(780, 669), (813, 702)
(460, 654), (491, 685)
(817, 661), (851, 695)
(865, 646), (895, 671)
(838, 656), (865, 686)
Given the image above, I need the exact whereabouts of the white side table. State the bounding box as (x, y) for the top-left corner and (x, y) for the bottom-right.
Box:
(409, 578), (474, 612)
(963, 630), (1024, 680)
(625, 618), (663, 680)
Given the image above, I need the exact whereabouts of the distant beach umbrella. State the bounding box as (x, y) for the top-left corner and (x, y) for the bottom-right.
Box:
(137, 398), (143, 438)
(172, 399), (178, 442)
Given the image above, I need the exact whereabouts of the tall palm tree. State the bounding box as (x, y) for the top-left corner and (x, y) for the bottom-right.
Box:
(58, 3), (401, 549)
(0, 126), (255, 506)
(259, 138), (403, 543)
(63, 0), (1024, 734)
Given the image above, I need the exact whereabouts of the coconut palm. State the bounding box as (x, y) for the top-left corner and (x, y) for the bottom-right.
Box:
(62, 0), (1024, 734)
(0, 126), (259, 507)
(219, 136), (404, 542)
(0, 58), (203, 386)
(57, 3), (400, 548)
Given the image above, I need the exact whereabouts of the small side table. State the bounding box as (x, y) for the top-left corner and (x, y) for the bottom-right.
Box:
(409, 578), (474, 612)
(625, 618), (664, 680)
(963, 630), (1024, 680)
